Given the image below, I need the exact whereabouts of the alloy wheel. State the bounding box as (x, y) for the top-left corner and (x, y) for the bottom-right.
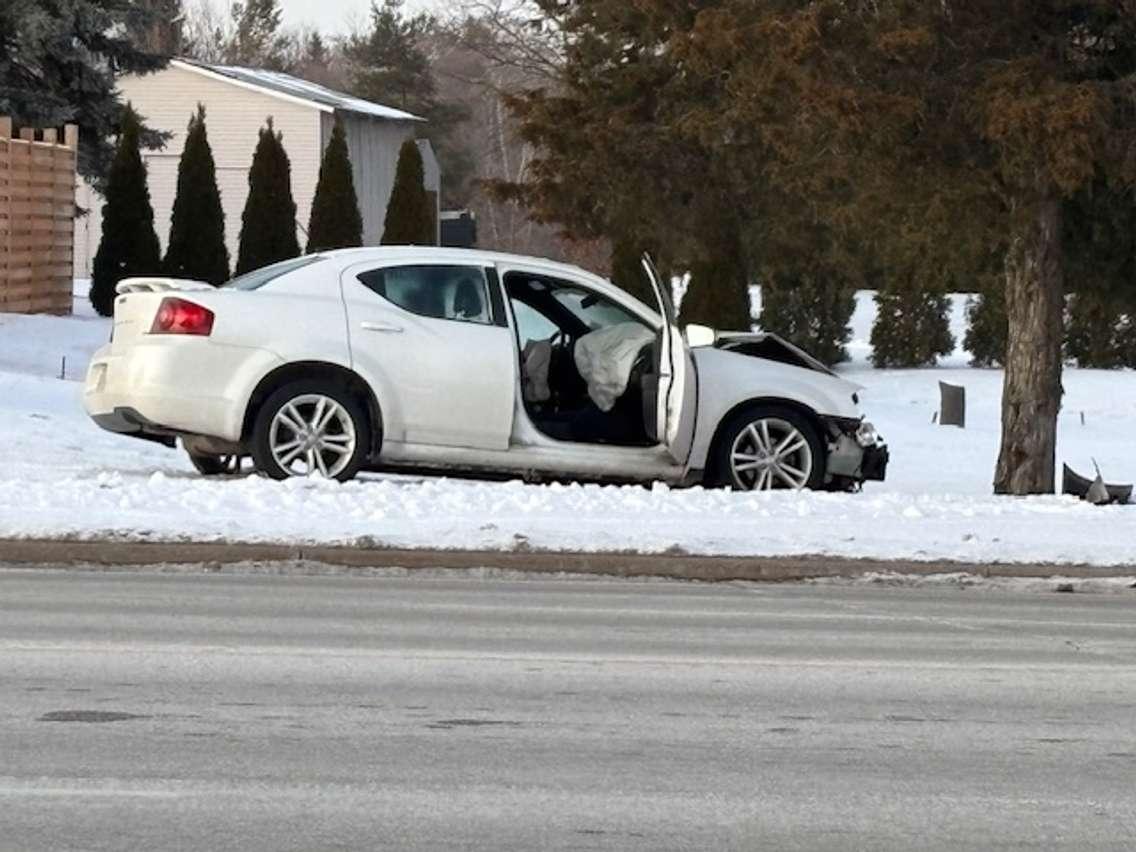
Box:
(268, 394), (358, 478)
(729, 416), (814, 491)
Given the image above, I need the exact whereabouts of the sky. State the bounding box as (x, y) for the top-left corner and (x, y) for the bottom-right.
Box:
(275, 0), (444, 35)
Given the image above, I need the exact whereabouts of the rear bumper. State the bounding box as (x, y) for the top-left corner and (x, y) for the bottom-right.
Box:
(83, 340), (280, 443)
(91, 408), (178, 447)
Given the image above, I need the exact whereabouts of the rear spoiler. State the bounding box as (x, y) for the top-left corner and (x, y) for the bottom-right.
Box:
(116, 277), (213, 295)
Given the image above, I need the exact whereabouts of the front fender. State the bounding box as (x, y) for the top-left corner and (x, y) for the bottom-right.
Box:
(687, 347), (863, 471)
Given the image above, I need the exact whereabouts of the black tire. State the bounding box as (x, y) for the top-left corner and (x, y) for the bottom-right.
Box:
(250, 380), (370, 482)
(187, 451), (245, 476)
(708, 403), (825, 491)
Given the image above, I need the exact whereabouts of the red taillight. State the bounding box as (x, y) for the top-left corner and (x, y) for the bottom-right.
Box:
(150, 298), (214, 336)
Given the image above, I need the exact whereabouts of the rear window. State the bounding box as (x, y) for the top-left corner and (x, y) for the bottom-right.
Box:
(224, 255), (325, 291)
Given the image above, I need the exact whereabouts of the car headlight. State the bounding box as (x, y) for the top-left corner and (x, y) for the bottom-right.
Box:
(855, 421), (879, 448)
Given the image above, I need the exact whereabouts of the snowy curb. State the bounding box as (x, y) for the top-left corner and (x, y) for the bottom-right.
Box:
(1, 539), (1134, 582)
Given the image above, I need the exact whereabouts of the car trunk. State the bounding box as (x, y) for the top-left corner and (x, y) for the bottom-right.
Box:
(109, 279), (215, 352)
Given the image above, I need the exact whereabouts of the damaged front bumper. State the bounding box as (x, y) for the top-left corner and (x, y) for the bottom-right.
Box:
(823, 417), (889, 485)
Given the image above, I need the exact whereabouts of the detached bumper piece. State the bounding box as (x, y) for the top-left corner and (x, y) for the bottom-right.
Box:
(860, 444), (889, 482)
(92, 407), (177, 448)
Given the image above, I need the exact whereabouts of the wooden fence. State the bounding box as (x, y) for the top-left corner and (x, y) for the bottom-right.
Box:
(0, 117), (77, 314)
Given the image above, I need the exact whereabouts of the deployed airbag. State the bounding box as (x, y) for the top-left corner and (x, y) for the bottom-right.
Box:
(573, 322), (655, 412)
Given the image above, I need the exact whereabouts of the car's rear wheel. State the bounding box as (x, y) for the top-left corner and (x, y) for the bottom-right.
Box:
(710, 404), (825, 491)
(187, 451), (246, 476)
(251, 381), (369, 481)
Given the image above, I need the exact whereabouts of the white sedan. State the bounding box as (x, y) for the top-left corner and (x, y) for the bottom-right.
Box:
(84, 247), (888, 490)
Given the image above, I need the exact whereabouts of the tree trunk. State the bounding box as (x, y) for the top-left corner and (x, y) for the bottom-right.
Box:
(993, 199), (1064, 495)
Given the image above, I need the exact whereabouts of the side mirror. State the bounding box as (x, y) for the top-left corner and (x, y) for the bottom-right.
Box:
(684, 324), (716, 348)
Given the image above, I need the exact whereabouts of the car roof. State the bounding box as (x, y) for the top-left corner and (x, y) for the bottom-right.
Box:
(316, 246), (660, 319)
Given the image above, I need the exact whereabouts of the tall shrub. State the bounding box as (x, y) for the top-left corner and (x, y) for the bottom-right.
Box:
(164, 104), (229, 284)
(236, 118), (300, 275)
(870, 289), (955, 368)
(1066, 293), (1136, 368)
(90, 107), (162, 316)
(381, 139), (434, 245)
(963, 289), (1009, 368)
(306, 118), (363, 253)
(759, 272), (856, 366)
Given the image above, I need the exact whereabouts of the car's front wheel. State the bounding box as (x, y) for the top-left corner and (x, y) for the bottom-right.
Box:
(710, 404), (825, 491)
(251, 381), (369, 481)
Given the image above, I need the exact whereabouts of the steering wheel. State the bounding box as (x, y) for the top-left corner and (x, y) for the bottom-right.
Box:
(548, 330), (572, 354)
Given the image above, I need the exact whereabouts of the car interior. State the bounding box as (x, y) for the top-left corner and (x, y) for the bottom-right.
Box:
(503, 272), (660, 447)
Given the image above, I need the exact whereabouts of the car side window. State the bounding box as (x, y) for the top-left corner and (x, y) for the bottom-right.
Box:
(510, 299), (559, 346)
(356, 265), (493, 325)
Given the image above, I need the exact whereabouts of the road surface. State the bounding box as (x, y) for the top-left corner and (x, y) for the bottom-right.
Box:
(1, 567), (1134, 851)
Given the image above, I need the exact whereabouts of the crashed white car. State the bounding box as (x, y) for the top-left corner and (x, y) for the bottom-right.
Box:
(84, 248), (888, 490)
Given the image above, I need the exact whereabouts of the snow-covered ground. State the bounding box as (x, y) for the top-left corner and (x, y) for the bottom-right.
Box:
(1, 289), (1134, 566)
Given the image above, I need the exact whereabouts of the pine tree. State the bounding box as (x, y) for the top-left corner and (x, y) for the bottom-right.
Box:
(236, 119), (300, 275)
(164, 105), (229, 285)
(1, 0), (166, 186)
(307, 119), (363, 253)
(963, 292), (1008, 368)
(125, 0), (183, 55)
(226, 0), (292, 70)
(870, 289), (955, 368)
(89, 108), (162, 316)
(678, 229), (752, 331)
(1062, 180), (1136, 368)
(672, 1), (1136, 494)
(758, 272), (857, 367)
(608, 239), (657, 307)
(381, 139), (434, 245)
(345, 0), (472, 205)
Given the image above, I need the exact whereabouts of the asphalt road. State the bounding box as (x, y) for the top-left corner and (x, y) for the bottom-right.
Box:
(1, 567), (1135, 852)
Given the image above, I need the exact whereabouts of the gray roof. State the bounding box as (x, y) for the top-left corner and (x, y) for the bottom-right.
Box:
(181, 60), (424, 123)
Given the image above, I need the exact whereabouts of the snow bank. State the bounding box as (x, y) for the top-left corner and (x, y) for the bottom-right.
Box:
(1, 291), (1133, 567)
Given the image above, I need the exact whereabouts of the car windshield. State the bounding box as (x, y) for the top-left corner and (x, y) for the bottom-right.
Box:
(550, 287), (644, 332)
(224, 256), (325, 291)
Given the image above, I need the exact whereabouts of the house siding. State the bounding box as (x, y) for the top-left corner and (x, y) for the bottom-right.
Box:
(76, 63), (324, 277)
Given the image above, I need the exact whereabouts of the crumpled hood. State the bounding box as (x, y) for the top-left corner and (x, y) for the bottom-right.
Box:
(713, 331), (865, 392)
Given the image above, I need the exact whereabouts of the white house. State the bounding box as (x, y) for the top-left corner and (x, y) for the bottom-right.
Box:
(75, 59), (441, 278)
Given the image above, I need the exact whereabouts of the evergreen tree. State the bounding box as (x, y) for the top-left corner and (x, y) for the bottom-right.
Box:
(1066, 294), (1122, 368)
(609, 239), (657, 307)
(381, 139), (434, 245)
(236, 119), (300, 275)
(870, 289), (955, 368)
(164, 105), (229, 285)
(1062, 180), (1136, 368)
(307, 119), (363, 253)
(673, 1), (1136, 494)
(759, 272), (857, 367)
(495, 1), (759, 330)
(125, 0), (183, 55)
(678, 228), (752, 331)
(345, 0), (473, 205)
(1, 0), (167, 186)
(963, 292), (1008, 368)
(226, 0), (292, 70)
(90, 108), (162, 316)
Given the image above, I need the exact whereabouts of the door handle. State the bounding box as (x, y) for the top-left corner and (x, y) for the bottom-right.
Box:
(360, 321), (403, 333)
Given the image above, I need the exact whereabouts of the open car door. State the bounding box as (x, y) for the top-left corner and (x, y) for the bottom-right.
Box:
(641, 254), (696, 465)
